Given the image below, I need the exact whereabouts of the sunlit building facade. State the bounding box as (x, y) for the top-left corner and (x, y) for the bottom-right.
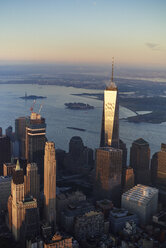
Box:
(44, 142), (56, 229)
(100, 82), (119, 148)
(25, 112), (46, 181)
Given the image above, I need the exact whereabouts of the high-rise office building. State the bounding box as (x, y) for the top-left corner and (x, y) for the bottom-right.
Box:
(0, 176), (11, 211)
(64, 136), (94, 174)
(130, 138), (150, 185)
(95, 147), (122, 206)
(3, 163), (16, 176)
(151, 144), (166, 206)
(0, 134), (11, 175)
(24, 163), (40, 200)
(119, 139), (127, 168)
(100, 59), (119, 148)
(11, 160), (24, 240)
(10, 160), (39, 242)
(15, 117), (26, 158)
(44, 142), (56, 228)
(155, 143), (166, 187)
(122, 167), (135, 193)
(25, 112), (46, 181)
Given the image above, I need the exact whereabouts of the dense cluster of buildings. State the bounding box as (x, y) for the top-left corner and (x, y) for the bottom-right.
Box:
(1, 67), (166, 248)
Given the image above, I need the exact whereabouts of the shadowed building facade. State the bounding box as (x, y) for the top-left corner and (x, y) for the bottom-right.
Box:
(64, 136), (94, 174)
(15, 117), (26, 158)
(151, 144), (166, 206)
(44, 142), (56, 229)
(0, 134), (11, 175)
(95, 147), (122, 206)
(25, 112), (46, 182)
(130, 138), (150, 185)
(24, 163), (40, 200)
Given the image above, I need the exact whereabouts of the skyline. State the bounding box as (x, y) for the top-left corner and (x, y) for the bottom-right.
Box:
(0, 0), (166, 68)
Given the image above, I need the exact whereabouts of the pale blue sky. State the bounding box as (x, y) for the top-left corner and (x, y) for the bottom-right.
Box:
(0, 0), (165, 67)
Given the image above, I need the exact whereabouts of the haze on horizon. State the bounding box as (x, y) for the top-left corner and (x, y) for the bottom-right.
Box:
(0, 0), (165, 68)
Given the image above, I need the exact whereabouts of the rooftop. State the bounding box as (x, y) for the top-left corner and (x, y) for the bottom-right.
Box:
(98, 147), (122, 152)
(0, 176), (12, 182)
(133, 138), (149, 146)
(122, 184), (158, 206)
(85, 211), (101, 217)
(23, 196), (36, 204)
(106, 82), (117, 91)
(110, 208), (130, 218)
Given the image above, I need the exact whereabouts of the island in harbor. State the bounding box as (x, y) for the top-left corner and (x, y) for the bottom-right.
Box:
(65, 102), (94, 110)
(20, 92), (47, 100)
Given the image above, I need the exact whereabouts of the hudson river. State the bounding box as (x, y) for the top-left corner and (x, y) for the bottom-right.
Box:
(0, 84), (165, 162)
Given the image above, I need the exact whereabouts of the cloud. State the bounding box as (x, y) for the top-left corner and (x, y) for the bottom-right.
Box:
(145, 42), (160, 51)
(93, 1), (97, 6)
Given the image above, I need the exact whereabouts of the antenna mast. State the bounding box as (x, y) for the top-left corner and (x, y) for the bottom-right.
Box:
(111, 56), (114, 82)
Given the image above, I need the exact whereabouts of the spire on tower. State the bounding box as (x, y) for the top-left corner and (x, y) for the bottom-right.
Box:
(106, 57), (117, 90)
(111, 56), (114, 82)
(15, 159), (20, 171)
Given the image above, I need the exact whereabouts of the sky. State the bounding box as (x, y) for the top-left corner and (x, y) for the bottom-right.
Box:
(0, 0), (166, 67)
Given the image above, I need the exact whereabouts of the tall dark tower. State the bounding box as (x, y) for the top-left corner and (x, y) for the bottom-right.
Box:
(15, 117), (26, 158)
(100, 57), (119, 148)
(130, 138), (150, 185)
(25, 112), (46, 182)
(94, 147), (122, 206)
(151, 144), (166, 207)
(0, 133), (11, 175)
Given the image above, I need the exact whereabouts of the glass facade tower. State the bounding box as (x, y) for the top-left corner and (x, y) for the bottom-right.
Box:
(100, 82), (119, 148)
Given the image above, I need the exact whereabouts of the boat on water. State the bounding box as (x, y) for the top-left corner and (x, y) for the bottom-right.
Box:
(67, 127), (86, 132)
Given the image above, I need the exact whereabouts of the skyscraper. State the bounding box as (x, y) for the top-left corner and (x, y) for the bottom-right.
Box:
(122, 167), (135, 193)
(151, 143), (166, 206)
(24, 163), (40, 200)
(130, 138), (150, 185)
(25, 112), (46, 182)
(95, 147), (122, 206)
(0, 134), (11, 175)
(9, 160), (39, 242)
(11, 160), (24, 240)
(100, 59), (119, 148)
(15, 117), (26, 158)
(44, 142), (56, 228)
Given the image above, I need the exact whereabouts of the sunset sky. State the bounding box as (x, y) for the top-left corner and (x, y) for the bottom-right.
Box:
(0, 0), (165, 67)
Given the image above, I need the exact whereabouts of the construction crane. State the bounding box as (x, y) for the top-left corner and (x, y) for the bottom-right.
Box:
(38, 104), (43, 114)
(30, 100), (36, 113)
